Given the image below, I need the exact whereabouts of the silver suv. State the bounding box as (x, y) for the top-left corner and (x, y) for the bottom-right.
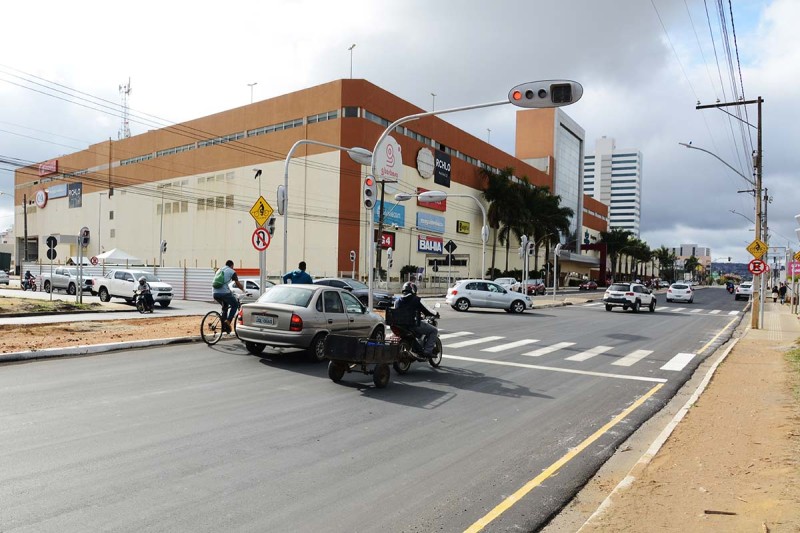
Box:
(603, 282), (657, 312)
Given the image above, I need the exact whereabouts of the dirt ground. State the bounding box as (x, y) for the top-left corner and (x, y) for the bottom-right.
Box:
(2, 297), (799, 531)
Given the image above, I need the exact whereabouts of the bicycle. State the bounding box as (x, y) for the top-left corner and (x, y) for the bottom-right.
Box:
(201, 293), (249, 345)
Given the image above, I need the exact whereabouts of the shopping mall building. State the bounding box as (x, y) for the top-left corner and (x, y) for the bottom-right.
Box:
(12, 78), (607, 281)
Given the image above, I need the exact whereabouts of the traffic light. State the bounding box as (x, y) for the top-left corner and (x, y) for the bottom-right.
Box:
(160, 240), (167, 254)
(363, 176), (377, 210)
(267, 217), (276, 236)
(387, 247), (393, 269)
(79, 227), (90, 247)
(349, 250), (356, 262)
(508, 80), (583, 108)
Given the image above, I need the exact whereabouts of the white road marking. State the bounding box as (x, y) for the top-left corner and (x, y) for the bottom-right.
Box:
(522, 342), (575, 357)
(612, 349), (653, 367)
(439, 331), (473, 340)
(481, 339), (540, 353)
(584, 302), (604, 307)
(690, 309), (702, 313)
(728, 310), (739, 315)
(444, 336), (504, 348)
(565, 345), (614, 362)
(709, 310), (721, 314)
(661, 352), (696, 371)
(443, 354), (667, 383)
(671, 307), (686, 312)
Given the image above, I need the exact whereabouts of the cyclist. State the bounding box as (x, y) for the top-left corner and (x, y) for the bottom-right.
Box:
(212, 260), (245, 333)
(394, 282), (439, 358)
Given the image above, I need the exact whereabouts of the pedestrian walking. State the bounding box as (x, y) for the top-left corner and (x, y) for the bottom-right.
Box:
(772, 285), (779, 303)
(779, 283), (787, 304)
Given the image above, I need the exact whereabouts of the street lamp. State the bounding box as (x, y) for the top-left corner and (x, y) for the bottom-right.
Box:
(348, 44), (356, 79)
(247, 82), (257, 104)
(395, 190), (489, 281)
(282, 140), (372, 280)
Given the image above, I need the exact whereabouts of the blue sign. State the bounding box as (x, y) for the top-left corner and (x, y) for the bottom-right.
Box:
(47, 183), (68, 199)
(373, 201), (405, 227)
(416, 212), (445, 234)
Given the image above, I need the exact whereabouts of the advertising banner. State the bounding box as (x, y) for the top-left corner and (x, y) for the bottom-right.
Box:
(416, 212), (445, 234)
(418, 235), (443, 254)
(373, 201), (405, 227)
(67, 182), (82, 209)
(434, 150), (451, 188)
(47, 183), (68, 199)
(416, 187), (446, 212)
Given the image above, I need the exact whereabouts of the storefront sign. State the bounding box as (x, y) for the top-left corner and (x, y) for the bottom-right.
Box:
(67, 182), (83, 209)
(47, 183), (68, 199)
(416, 187), (446, 212)
(457, 220), (470, 234)
(38, 159), (58, 177)
(418, 235), (443, 254)
(372, 201), (405, 227)
(416, 212), (445, 234)
(34, 190), (48, 209)
(416, 148), (434, 179)
(373, 230), (396, 249)
(434, 150), (451, 188)
(374, 135), (402, 183)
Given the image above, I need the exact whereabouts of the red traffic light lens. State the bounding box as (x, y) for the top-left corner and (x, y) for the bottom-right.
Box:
(512, 90), (522, 101)
(365, 177), (374, 186)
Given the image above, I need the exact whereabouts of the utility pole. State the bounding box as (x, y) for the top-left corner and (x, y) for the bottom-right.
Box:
(696, 96), (763, 328)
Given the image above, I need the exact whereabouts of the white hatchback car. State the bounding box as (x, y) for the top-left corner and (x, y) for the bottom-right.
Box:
(666, 283), (694, 303)
(734, 282), (753, 301)
(603, 282), (657, 312)
(493, 277), (519, 291)
(446, 279), (532, 313)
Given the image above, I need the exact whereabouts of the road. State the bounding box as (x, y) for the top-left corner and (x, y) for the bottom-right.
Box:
(0, 287), (744, 531)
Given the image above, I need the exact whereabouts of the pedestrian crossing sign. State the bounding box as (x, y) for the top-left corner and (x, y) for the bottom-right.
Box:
(746, 238), (767, 259)
(250, 196), (273, 227)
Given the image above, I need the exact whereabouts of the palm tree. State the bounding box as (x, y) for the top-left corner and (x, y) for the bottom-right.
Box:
(598, 228), (634, 282)
(653, 246), (677, 281)
(684, 255), (701, 280)
(480, 167), (515, 276)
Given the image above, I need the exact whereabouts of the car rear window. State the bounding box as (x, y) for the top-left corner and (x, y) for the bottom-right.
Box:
(256, 285), (314, 307)
(672, 284), (689, 289)
(609, 283), (630, 291)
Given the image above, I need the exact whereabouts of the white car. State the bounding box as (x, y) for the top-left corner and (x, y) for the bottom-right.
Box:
(0, 270), (8, 285)
(446, 279), (532, 313)
(603, 282), (657, 312)
(230, 277), (274, 303)
(666, 283), (694, 303)
(735, 282), (753, 301)
(493, 277), (519, 291)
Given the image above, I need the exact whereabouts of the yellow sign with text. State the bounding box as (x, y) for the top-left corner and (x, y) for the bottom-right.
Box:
(456, 220), (470, 234)
(746, 238), (767, 259)
(249, 196), (273, 227)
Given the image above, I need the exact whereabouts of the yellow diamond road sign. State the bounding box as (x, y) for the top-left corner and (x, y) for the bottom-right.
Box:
(794, 250), (800, 262)
(746, 238), (767, 259)
(250, 196), (273, 227)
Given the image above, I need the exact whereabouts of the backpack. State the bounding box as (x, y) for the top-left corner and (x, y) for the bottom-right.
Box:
(212, 269), (226, 289)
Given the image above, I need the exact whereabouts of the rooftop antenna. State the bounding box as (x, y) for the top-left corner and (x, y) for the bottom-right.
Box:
(118, 78), (132, 139)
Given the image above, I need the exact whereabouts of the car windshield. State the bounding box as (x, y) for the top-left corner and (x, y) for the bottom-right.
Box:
(343, 279), (368, 290)
(741, 283), (752, 288)
(132, 273), (161, 282)
(672, 284), (689, 289)
(256, 285), (314, 307)
(609, 283), (630, 291)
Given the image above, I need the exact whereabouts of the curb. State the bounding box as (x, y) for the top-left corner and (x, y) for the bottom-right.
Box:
(0, 336), (201, 363)
(1, 308), (132, 318)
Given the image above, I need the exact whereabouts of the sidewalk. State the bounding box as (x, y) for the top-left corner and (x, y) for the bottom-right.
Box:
(555, 299), (800, 532)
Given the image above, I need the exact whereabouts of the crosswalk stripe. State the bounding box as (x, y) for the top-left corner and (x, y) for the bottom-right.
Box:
(671, 307), (686, 312)
(661, 352), (696, 371)
(439, 331), (472, 340)
(690, 309), (702, 313)
(566, 345), (614, 362)
(709, 310), (721, 314)
(482, 339), (540, 353)
(612, 349), (653, 367)
(444, 336), (504, 348)
(728, 310), (739, 315)
(522, 342), (575, 357)
(584, 302), (604, 307)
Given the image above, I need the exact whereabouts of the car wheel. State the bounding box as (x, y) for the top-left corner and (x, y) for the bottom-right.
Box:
(510, 300), (526, 314)
(67, 283), (76, 295)
(666, 298), (672, 303)
(689, 298), (694, 304)
(370, 326), (385, 343)
(98, 287), (111, 302)
(622, 305), (628, 311)
(455, 298), (470, 312)
(307, 332), (328, 363)
(632, 300), (640, 313)
(44, 281), (51, 293)
(159, 300), (171, 308)
(649, 300), (656, 312)
(605, 304), (613, 311)
(245, 341), (266, 355)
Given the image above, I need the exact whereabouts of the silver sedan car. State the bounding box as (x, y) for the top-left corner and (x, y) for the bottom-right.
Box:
(235, 284), (385, 361)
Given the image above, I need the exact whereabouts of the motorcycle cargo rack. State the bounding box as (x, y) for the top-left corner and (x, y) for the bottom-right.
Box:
(324, 334), (400, 364)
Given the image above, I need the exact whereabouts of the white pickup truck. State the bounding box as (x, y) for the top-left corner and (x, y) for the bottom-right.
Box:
(39, 267), (92, 295)
(89, 269), (174, 307)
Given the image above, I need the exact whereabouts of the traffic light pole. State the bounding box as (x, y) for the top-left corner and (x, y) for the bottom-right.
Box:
(696, 97), (763, 328)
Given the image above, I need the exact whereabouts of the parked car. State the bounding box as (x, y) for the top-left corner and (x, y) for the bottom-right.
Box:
(658, 280), (671, 289)
(578, 280), (598, 291)
(230, 277), (274, 303)
(446, 279), (532, 313)
(39, 266), (92, 295)
(314, 277), (394, 309)
(735, 281), (753, 301)
(602, 282), (657, 312)
(493, 277), (519, 291)
(235, 284), (385, 361)
(517, 279), (546, 295)
(90, 270), (174, 307)
(666, 283), (694, 303)
(0, 270), (8, 285)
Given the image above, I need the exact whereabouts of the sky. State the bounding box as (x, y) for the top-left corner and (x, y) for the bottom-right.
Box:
(1, 0), (798, 264)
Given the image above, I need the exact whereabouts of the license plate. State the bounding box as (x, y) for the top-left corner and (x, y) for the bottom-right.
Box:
(254, 315), (274, 326)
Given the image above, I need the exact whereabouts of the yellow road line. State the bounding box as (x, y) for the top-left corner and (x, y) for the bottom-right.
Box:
(464, 383), (664, 533)
(696, 315), (739, 355)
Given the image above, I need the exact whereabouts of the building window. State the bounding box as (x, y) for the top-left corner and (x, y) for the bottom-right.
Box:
(343, 106), (359, 118)
(110, 229), (115, 238)
(181, 201), (188, 212)
(206, 197), (215, 210)
(156, 204), (162, 215)
(198, 199), (205, 210)
(216, 196), (225, 208)
(109, 211), (114, 220)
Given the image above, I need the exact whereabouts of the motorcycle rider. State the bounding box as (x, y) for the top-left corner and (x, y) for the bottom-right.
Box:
(138, 277), (154, 311)
(394, 282), (439, 358)
(23, 270), (34, 291)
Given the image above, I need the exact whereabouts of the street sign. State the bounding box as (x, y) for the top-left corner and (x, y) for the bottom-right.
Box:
(252, 227), (271, 251)
(46, 235), (58, 248)
(46, 248), (57, 260)
(444, 239), (457, 254)
(746, 239), (767, 259)
(90, 256), (99, 266)
(794, 250), (800, 262)
(748, 258), (768, 275)
(249, 196), (274, 227)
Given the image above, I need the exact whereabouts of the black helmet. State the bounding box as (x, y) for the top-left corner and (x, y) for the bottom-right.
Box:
(401, 282), (417, 295)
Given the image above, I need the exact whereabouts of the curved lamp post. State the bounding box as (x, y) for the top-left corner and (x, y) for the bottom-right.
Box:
(395, 190), (488, 281)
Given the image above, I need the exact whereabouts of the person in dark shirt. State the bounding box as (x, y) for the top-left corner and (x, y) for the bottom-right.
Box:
(394, 281), (438, 357)
(282, 261), (313, 284)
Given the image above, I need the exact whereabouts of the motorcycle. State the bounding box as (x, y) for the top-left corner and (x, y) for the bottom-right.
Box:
(22, 278), (37, 292)
(387, 311), (443, 374)
(133, 289), (154, 314)
(727, 285), (735, 294)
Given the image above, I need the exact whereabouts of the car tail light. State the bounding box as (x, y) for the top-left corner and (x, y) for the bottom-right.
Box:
(237, 309), (243, 326)
(290, 313), (303, 331)
(450, 289), (458, 296)
(667, 289), (672, 293)
(625, 292), (634, 296)
(390, 325), (403, 336)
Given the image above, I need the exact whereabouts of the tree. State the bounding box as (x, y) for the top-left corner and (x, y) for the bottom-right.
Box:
(598, 228), (634, 282)
(684, 255), (700, 279)
(653, 246), (676, 281)
(480, 167), (515, 275)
